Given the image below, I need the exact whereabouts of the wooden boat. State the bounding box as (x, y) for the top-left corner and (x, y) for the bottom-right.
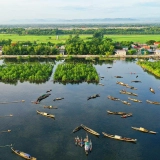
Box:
(120, 90), (138, 96)
(107, 95), (120, 101)
(115, 76), (123, 78)
(11, 147), (36, 160)
(102, 132), (137, 143)
(44, 105), (58, 109)
(131, 80), (141, 83)
(53, 97), (64, 101)
(121, 100), (131, 105)
(36, 110), (55, 119)
(131, 127), (157, 134)
(81, 124), (100, 136)
(146, 100), (160, 105)
(87, 94), (100, 100)
(121, 113), (132, 118)
(150, 87), (155, 94)
(72, 126), (82, 133)
(107, 110), (127, 115)
(36, 93), (51, 102)
(116, 81), (128, 86)
(128, 97), (142, 103)
(98, 83), (104, 86)
(126, 85), (137, 90)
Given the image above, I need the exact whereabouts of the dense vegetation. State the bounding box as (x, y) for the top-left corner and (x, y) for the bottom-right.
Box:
(54, 63), (99, 83)
(137, 60), (160, 77)
(1, 27), (160, 35)
(0, 62), (53, 83)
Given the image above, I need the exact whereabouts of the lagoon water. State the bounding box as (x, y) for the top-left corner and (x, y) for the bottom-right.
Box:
(0, 59), (160, 160)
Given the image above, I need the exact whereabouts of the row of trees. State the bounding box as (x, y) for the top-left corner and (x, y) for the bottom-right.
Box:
(1, 27), (160, 35)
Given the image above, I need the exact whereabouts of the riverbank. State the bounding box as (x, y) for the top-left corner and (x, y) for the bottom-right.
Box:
(0, 54), (159, 59)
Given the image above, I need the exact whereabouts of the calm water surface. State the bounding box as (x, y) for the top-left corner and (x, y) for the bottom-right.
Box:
(0, 59), (160, 160)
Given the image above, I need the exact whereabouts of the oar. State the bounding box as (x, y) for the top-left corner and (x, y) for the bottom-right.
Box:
(0, 130), (11, 133)
(0, 144), (12, 148)
(0, 100), (25, 104)
(0, 114), (13, 118)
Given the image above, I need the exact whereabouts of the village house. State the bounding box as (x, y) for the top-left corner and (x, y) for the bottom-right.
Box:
(154, 49), (160, 55)
(59, 46), (65, 55)
(115, 50), (126, 56)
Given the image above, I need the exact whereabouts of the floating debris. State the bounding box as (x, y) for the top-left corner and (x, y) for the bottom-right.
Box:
(0, 114), (13, 118)
(0, 130), (11, 133)
(0, 100), (25, 104)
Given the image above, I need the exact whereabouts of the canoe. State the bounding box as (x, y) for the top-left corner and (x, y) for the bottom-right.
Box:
(98, 83), (104, 86)
(36, 93), (51, 102)
(44, 105), (58, 109)
(72, 126), (82, 133)
(11, 147), (36, 160)
(107, 110), (127, 115)
(128, 97), (142, 103)
(131, 80), (141, 83)
(53, 97), (64, 101)
(126, 85), (137, 90)
(107, 95), (120, 101)
(114, 76), (123, 78)
(36, 110), (55, 119)
(81, 124), (100, 136)
(120, 90), (138, 96)
(87, 94), (100, 100)
(102, 132), (137, 143)
(116, 81), (128, 86)
(121, 100), (131, 106)
(131, 127), (157, 134)
(121, 113), (132, 118)
(146, 100), (160, 105)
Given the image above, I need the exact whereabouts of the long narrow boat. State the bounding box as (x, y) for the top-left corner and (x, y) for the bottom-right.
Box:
(11, 147), (36, 160)
(36, 110), (55, 119)
(121, 100), (131, 106)
(131, 127), (157, 134)
(128, 97), (142, 103)
(116, 81), (128, 86)
(81, 124), (100, 136)
(72, 126), (82, 133)
(107, 110), (127, 115)
(102, 132), (137, 143)
(107, 95), (120, 101)
(146, 100), (160, 105)
(126, 85), (137, 90)
(120, 90), (138, 96)
(121, 113), (132, 118)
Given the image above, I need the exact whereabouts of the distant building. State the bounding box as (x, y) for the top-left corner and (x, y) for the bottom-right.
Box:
(115, 50), (126, 56)
(154, 49), (160, 55)
(59, 46), (65, 55)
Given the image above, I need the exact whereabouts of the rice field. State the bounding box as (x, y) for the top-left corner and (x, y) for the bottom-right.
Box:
(0, 34), (160, 44)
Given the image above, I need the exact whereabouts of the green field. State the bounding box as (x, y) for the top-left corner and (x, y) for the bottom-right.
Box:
(0, 34), (160, 44)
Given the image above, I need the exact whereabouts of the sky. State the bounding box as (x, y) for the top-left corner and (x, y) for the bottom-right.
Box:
(0, 0), (160, 22)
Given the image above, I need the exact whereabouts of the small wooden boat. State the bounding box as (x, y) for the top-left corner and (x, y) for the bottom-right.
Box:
(53, 97), (64, 101)
(131, 80), (141, 83)
(98, 83), (104, 86)
(128, 97), (142, 103)
(146, 100), (160, 105)
(11, 147), (36, 160)
(115, 76), (123, 78)
(121, 113), (132, 118)
(46, 89), (52, 93)
(126, 85), (137, 90)
(44, 105), (58, 109)
(81, 124), (100, 136)
(116, 81), (128, 86)
(121, 100), (131, 106)
(87, 94), (100, 100)
(102, 132), (137, 143)
(120, 90), (138, 96)
(150, 87), (155, 94)
(107, 110), (127, 115)
(107, 95), (120, 101)
(36, 110), (55, 119)
(36, 93), (51, 102)
(131, 127), (157, 134)
(72, 126), (82, 133)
